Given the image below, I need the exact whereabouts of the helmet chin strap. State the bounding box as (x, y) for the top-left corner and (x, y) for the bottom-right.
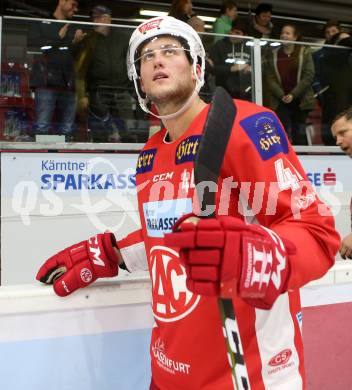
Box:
(142, 83), (200, 121)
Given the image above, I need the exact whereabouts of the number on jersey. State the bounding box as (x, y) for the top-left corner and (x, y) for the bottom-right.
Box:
(275, 158), (302, 192)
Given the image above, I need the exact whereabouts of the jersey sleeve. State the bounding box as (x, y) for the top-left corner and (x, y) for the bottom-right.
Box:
(117, 229), (148, 272)
(222, 102), (340, 290)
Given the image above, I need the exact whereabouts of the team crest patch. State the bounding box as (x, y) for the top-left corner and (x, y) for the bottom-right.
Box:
(136, 148), (157, 174)
(240, 112), (288, 160)
(175, 135), (201, 165)
(138, 18), (162, 34)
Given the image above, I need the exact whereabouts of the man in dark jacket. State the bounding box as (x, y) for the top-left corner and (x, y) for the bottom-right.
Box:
(209, 19), (252, 100)
(320, 32), (352, 145)
(331, 107), (352, 259)
(245, 2), (276, 38)
(28, 0), (85, 138)
(75, 5), (133, 142)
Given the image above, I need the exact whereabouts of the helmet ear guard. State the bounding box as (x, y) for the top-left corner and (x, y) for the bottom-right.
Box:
(127, 16), (206, 117)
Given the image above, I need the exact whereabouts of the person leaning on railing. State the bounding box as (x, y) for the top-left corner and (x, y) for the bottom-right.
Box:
(28, 0), (86, 140)
(319, 31), (352, 146)
(212, 0), (238, 43)
(168, 0), (195, 23)
(209, 19), (252, 101)
(263, 23), (315, 145)
(74, 5), (133, 143)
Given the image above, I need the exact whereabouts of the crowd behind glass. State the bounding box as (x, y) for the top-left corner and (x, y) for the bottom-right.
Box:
(1, 0), (351, 145)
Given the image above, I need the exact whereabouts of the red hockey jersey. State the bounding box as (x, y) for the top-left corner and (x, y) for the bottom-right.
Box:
(119, 100), (339, 389)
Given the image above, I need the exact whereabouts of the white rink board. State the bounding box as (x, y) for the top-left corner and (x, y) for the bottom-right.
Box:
(0, 280), (153, 390)
(1, 152), (142, 285)
(1, 151), (351, 285)
(0, 273), (351, 390)
(299, 154), (352, 241)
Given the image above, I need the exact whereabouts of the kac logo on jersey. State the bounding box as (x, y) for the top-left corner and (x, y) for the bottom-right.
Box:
(175, 135), (201, 165)
(136, 148), (157, 174)
(150, 246), (200, 322)
(240, 112), (288, 161)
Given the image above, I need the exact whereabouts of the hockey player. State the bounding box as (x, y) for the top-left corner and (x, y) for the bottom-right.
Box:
(37, 16), (340, 389)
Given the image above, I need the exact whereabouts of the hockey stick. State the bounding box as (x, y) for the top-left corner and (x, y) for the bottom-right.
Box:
(194, 87), (250, 390)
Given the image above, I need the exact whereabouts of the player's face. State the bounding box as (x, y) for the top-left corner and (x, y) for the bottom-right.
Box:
(139, 36), (196, 108)
(331, 116), (352, 157)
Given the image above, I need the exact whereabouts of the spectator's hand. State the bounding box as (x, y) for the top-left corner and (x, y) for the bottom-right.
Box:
(36, 233), (120, 296)
(58, 23), (69, 39)
(73, 29), (87, 44)
(164, 214), (296, 309)
(339, 32), (350, 40)
(242, 64), (251, 73)
(282, 94), (294, 104)
(231, 63), (247, 72)
(340, 233), (352, 259)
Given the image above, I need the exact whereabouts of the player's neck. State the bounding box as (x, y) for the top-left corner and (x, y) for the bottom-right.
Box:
(162, 97), (207, 142)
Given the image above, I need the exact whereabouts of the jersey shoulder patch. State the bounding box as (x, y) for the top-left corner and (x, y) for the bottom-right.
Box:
(136, 148), (157, 174)
(240, 111), (289, 161)
(175, 135), (201, 165)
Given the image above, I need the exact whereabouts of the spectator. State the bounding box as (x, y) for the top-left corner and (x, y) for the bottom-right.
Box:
(264, 24), (315, 145)
(320, 30), (352, 145)
(187, 15), (205, 33)
(212, 0), (238, 43)
(209, 19), (252, 100)
(246, 2), (275, 38)
(168, 0), (195, 23)
(187, 15), (212, 52)
(324, 19), (342, 42)
(75, 5), (133, 142)
(187, 16), (216, 102)
(312, 21), (342, 106)
(331, 107), (352, 259)
(28, 0), (85, 140)
(321, 31), (352, 145)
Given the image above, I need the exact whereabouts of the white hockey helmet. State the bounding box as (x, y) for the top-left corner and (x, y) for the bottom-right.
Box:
(127, 16), (206, 115)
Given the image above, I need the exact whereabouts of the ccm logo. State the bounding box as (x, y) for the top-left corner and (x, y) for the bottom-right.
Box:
(269, 349), (292, 367)
(89, 236), (105, 267)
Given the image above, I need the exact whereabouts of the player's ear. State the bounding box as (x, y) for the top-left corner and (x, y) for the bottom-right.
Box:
(192, 64), (202, 81)
(140, 77), (146, 93)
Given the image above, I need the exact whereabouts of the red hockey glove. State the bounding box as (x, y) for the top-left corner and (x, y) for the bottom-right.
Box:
(164, 215), (296, 309)
(36, 232), (119, 297)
